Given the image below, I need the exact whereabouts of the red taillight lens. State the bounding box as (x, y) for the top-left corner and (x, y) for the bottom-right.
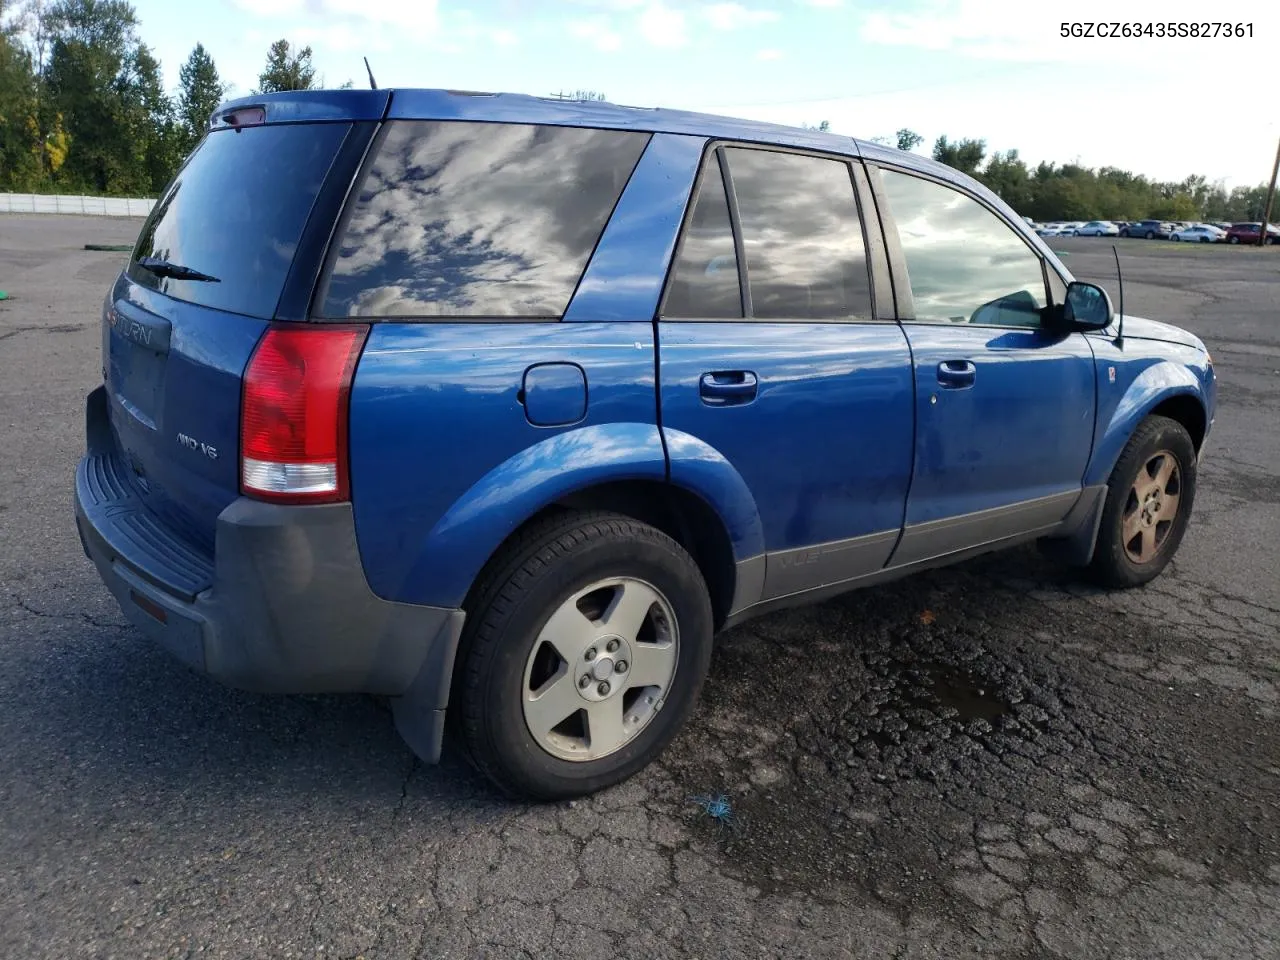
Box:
(240, 323), (369, 504)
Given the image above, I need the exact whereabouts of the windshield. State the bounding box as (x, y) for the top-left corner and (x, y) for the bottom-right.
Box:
(129, 122), (350, 318)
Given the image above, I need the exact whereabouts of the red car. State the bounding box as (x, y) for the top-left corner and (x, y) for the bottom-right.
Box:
(1225, 222), (1280, 245)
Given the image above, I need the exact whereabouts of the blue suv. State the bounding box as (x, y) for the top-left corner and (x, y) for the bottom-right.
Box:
(74, 90), (1216, 800)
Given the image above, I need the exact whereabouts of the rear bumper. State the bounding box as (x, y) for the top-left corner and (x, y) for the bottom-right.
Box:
(74, 386), (464, 759)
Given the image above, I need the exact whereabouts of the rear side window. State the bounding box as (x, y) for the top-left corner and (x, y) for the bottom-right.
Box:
(129, 123), (350, 319)
(319, 121), (649, 319)
(725, 148), (871, 320)
(663, 158), (743, 318)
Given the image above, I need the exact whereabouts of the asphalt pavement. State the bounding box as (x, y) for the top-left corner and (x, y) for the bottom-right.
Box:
(1, 219), (1277, 959)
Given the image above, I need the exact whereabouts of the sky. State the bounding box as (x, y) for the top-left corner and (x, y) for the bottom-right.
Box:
(130, 0), (1279, 189)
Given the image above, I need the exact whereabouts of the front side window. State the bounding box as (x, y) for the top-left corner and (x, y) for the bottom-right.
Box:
(880, 170), (1047, 328)
(663, 157), (742, 318)
(319, 121), (649, 319)
(725, 148), (871, 320)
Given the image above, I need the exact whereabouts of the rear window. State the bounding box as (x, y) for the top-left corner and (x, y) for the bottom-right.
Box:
(129, 122), (350, 319)
(318, 121), (649, 319)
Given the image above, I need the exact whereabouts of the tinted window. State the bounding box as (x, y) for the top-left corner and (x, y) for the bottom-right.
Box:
(725, 148), (871, 320)
(880, 170), (1047, 328)
(320, 121), (648, 318)
(663, 157), (742, 318)
(130, 122), (349, 319)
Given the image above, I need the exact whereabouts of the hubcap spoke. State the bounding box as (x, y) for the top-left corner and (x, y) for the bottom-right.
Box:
(1138, 526), (1156, 562)
(584, 698), (628, 754)
(1122, 506), (1145, 545)
(537, 602), (600, 663)
(600, 580), (661, 642)
(1152, 454), (1175, 491)
(1159, 491), (1180, 520)
(524, 672), (581, 739)
(626, 641), (677, 690)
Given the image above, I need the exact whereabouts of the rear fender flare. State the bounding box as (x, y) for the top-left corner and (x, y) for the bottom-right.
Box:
(404, 423), (668, 608)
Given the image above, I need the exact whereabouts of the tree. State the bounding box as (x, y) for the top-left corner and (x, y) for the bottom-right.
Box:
(257, 39), (315, 93)
(548, 89), (606, 101)
(895, 128), (923, 152)
(932, 135), (986, 176)
(0, 0), (43, 188)
(801, 119), (830, 132)
(176, 42), (223, 154)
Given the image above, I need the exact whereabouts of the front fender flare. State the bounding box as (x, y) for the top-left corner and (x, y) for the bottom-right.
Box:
(1086, 361), (1205, 488)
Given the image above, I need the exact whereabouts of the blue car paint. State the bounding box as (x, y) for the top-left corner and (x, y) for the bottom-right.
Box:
(656, 322), (916, 550)
(1083, 335), (1214, 487)
(348, 321), (663, 607)
(140, 87), (1216, 618)
(563, 134), (705, 323)
(214, 89), (390, 124)
(104, 274), (266, 548)
(898, 323), (1098, 524)
(656, 428), (768, 562)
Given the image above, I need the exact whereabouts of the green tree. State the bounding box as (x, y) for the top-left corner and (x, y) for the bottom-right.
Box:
(176, 42), (223, 154)
(0, 0), (43, 188)
(895, 128), (923, 152)
(257, 38), (315, 93)
(932, 135), (986, 176)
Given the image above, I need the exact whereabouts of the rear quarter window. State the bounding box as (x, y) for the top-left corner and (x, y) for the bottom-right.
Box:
(318, 121), (650, 319)
(129, 122), (350, 319)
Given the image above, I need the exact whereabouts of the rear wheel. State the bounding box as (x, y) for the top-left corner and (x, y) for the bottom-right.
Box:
(1171, 234), (1181, 241)
(452, 511), (713, 800)
(1090, 415), (1196, 589)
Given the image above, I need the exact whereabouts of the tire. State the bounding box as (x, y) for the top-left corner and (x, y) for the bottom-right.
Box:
(452, 510), (714, 800)
(1119, 229), (1130, 238)
(1229, 236), (1240, 244)
(1072, 230), (1080, 236)
(1171, 234), (1180, 241)
(1090, 415), (1197, 589)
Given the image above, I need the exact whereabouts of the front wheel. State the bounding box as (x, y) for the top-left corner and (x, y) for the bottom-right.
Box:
(452, 511), (714, 800)
(1171, 234), (1181, 241)
(1145, 231), (1155, 239)
(1229, 236), (1240, 244)
(1090, 415), (1197, 589)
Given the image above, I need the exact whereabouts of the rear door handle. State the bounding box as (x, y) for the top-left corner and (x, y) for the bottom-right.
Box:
(699, 371), (758, 406)
(936, 360), (976, 388)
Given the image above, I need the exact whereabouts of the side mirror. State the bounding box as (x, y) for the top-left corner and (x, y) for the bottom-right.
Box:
(1062, 281), (1113, 330)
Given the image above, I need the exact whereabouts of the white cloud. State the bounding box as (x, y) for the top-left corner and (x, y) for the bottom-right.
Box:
(570, 19), (623, 51)
(638, 2), (688, 47)
(703, 3), (780, 30)
(756, 48), (784, 60)
(230, 0), (440, 34)
(492, 29), (520, 47)
(798, 0), (842, 6)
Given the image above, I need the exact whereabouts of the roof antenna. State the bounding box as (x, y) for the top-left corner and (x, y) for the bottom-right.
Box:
(1111, 244), (1125, 346)
(363, 56), (378, 90)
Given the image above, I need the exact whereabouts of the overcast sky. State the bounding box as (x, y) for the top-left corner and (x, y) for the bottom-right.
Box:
(132, 0), (1278, 189)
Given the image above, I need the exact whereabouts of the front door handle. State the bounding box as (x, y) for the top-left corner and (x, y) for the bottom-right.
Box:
(699, 371), (758, 406)
(936, 360), (976, 388)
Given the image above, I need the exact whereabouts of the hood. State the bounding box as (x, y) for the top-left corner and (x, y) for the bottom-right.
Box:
(1113, 315), (1205, 351)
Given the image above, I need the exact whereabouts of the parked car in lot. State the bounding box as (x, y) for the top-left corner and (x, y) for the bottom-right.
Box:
(1170, 224), (1225, 243)
(73, 88), (1218, 800)
(1035, 223), (1064, 237)
(1074, 220), (1120, 237)
(1224, 222), (1280, 245)
(1120, 220), (1175, 239)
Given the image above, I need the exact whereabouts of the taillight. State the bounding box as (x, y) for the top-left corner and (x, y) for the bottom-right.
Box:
(240, 323), (369, 504)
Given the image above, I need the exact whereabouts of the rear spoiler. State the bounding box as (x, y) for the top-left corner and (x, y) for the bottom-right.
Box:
(210, 89), (391, 130)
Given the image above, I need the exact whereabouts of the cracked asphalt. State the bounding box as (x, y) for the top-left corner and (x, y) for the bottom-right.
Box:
(1, 217), (1278, 959)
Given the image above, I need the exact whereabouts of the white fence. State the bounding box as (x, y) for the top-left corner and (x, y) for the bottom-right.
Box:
(0, 193), (155, 217)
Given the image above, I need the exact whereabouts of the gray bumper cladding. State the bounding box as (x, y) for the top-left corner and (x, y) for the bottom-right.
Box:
(75, 386), (464, 761)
